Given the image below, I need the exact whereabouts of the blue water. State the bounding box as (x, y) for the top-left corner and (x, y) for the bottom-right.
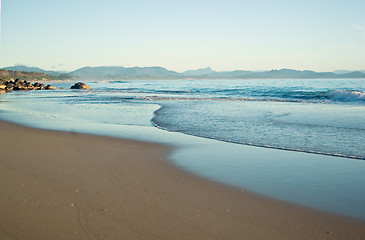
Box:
(1, 78), (365, 220)
(94, 78), (365, 159)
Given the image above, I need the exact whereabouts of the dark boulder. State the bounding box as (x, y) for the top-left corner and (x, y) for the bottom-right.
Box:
(45, 84), (57, 90)
(13, 85), (27, 91)
(70, 82), (91, 90)
(27, 85), (35, 90)
(5, 82), (14, 91)
(14, 78), (24, 84)
(33, 82), (41, 87)
(37, 84), (46, 90)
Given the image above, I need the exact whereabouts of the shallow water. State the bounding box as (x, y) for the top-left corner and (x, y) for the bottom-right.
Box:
(0, 78), (365, 220)
(88, 78), (365, 159)
(152, 100), (365, 159)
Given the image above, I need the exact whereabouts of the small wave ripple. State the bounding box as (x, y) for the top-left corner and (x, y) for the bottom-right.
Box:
(84, 79), (365, 105)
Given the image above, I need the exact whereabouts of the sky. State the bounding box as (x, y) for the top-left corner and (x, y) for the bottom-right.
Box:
(0, 0), (365, 72)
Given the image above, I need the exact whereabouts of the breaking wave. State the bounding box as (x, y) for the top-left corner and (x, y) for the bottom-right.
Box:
(327, 90), (365, 102)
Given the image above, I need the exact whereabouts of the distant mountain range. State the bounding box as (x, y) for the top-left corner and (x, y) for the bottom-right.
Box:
(2, 65), (365, 80)
(182, 67), (216, 76)
(71, 66), (180, 78)
(182, 67), (365, 79)
(2, 65), (66, 76)
(0, 68), (69, 81)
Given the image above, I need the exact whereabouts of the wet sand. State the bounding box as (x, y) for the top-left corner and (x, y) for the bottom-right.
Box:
(0, 120), (364, 240)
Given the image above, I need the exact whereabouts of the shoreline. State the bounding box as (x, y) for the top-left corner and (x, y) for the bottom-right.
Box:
(1, 120), (365, 239)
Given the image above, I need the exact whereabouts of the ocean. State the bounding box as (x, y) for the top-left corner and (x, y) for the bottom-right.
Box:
(1, 78), (365, 220)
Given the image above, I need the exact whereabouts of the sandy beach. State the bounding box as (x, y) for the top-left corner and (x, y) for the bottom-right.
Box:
(0, 120), (364, 240)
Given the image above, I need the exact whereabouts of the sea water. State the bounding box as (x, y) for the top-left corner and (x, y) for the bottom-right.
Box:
(0, 78), (365, 220)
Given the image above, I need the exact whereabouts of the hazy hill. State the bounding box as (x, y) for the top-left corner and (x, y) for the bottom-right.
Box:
(2, 65), (365, 79)
(183, 68), (365, 79)
(339, 71), (365, 78)
(182, 68), (257, 78)
(182, 68), (365, 79)
(71, 66), (180, 79)
(210, 70), (255, 78)
(334, 70), (365, 74)
(250, 69), (336, 79)
(0, 69), (69, 81)
(182, 67), (215, 76)
(2, 65), (63, 76)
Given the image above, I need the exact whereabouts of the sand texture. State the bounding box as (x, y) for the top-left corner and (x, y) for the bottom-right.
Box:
(0, 120), (364, 240)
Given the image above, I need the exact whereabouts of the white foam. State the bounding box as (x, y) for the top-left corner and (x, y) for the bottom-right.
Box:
(328, 90), (365, 102)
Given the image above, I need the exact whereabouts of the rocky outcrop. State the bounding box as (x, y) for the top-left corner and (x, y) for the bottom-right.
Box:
(45, 85), (57, 90)
(70, 82), (91, 90)
(0, 78), (56, 91)
(0, 79), (94, 93)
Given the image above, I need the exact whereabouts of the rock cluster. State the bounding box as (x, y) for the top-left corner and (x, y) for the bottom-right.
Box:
(70, 82), (91, 90)
(0, 79), (56, 91)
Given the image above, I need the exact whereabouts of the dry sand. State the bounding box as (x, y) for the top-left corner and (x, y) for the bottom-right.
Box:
(0, 120), (364, 240)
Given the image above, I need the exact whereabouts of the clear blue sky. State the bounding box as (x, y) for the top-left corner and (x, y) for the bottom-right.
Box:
(1, 0), (365, 72)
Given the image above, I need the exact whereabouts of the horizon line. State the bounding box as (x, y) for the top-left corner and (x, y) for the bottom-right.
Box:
(1, 64), (365, 74)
